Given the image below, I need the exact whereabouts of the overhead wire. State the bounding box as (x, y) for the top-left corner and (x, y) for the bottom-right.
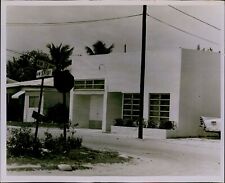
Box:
(7, 49), (23, 55)
(168, 5), (221, 31)
(7, 13), (142, 26)
(146, 13), (219, 45)
(6, 8), (220, 54)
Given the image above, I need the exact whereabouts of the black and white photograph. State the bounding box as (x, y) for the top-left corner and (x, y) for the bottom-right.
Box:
(1, 0), (224, 182)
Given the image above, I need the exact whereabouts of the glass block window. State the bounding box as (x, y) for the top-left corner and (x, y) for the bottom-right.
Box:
(74, 79), (105, 90)
(149, 93), (170, 122)
(123, 93), (140, 120)
(29, 96), (39, 108)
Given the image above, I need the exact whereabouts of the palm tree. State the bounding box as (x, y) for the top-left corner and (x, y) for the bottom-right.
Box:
(47, 43), (74, 71)
(47, 43), (74, 149)
(85, 40), (114, 55)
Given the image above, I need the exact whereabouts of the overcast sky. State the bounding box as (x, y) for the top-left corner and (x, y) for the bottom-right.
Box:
(6, 3), (224, 59)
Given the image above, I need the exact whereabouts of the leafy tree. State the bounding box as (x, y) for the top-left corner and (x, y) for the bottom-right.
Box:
(85, 40), (114, 55)
(46, 43), (74, 71)
(7, 50), (51, 81)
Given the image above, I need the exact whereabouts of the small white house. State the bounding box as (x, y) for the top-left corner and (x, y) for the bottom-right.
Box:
(69, 48), (221, 138)
(7, 78), (69, 122)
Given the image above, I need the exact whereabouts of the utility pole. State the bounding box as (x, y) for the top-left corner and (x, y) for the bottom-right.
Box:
(138, 5), (147, 139)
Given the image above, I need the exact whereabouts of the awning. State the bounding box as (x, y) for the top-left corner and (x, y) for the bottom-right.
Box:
(11, 91), (25, 99)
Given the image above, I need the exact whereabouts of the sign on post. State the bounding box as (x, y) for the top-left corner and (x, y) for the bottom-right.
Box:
(32, 111), (46, 122)
(36, 69), (53, 79)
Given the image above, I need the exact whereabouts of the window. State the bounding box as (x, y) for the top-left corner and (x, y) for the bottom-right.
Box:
(149, 93), (170, 122)
(123, 93), (140, 120)
(74, 79), (105, 90)
(29, 96), (39, 108)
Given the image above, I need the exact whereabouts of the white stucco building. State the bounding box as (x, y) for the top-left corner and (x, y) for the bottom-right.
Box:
(7, 48), (221, 138)
(69, 48), (221, 138)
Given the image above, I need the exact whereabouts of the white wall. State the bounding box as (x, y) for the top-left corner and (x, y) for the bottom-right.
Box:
(71, 49), (181, 124)
(177, 49), (220, 137)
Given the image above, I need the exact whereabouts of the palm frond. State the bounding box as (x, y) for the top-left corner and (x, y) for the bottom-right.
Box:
(85, 46), (94, 55)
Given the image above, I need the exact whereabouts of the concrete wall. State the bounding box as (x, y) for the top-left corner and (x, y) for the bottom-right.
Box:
(176, 49), (220, 137)
(144, 49), (181, 122)
(111, 126), (167, 139)
(106, 92), (123, 131)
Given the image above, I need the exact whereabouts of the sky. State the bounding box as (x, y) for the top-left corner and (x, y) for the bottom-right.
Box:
(5, 2), (224, 60)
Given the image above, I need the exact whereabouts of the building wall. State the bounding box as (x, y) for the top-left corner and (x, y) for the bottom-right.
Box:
(21, 88), (69, 122)
(144, 49), (181, 122)
(175, 49), (220, 137)
(72, 49), (181, 125)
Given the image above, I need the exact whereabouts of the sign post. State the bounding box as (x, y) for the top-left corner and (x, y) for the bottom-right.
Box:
(34, 69), (53, 144)
(53, 70), (74, 150)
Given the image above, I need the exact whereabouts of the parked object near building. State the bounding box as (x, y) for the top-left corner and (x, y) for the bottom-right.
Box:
(200, 116), (221, 132)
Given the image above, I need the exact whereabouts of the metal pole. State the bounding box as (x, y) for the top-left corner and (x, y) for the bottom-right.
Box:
(63, 92), (67, 144)
(34, 77), (44, 143)
(138, 5), (147, 139)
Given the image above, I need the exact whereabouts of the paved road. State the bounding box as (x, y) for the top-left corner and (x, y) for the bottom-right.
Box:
(7, 127), (222, 179)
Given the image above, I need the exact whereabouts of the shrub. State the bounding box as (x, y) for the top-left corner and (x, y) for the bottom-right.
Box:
(159, 121), (174, 129)
(147, 120), (159, 128)
(67, 136), (82, 150)
(114, 118), (124, 126)
(7, 128), (42, 157)
(7, 127), (83, 157)
(124, 118), (137, 127)
(43, 131), (82, 154)
(114, 118), (138, 127)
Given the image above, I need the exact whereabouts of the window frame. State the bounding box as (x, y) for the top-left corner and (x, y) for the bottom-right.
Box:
(149, 93), (170, 122)
(122, 93), (140, 120)
(74, 79), (105, 90)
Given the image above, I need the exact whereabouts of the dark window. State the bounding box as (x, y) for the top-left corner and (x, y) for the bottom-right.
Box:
(123, 93), (140, 120)
(29, 96), (39, 108)
(74, 79), (105, 90)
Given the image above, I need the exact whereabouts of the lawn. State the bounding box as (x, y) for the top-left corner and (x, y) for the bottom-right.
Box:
(7, 123), (132, 172)
(7, 147), (131, 171)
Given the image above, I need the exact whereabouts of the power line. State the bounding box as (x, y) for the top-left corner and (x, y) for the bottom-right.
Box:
(168, 5), (221, 31)
(146, 13), (219, 45)
(7, 49), (23, 55)
(7, 13), (142, 26)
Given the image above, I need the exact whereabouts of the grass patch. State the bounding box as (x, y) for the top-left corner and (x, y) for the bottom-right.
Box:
(7, 147), (131, 171)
